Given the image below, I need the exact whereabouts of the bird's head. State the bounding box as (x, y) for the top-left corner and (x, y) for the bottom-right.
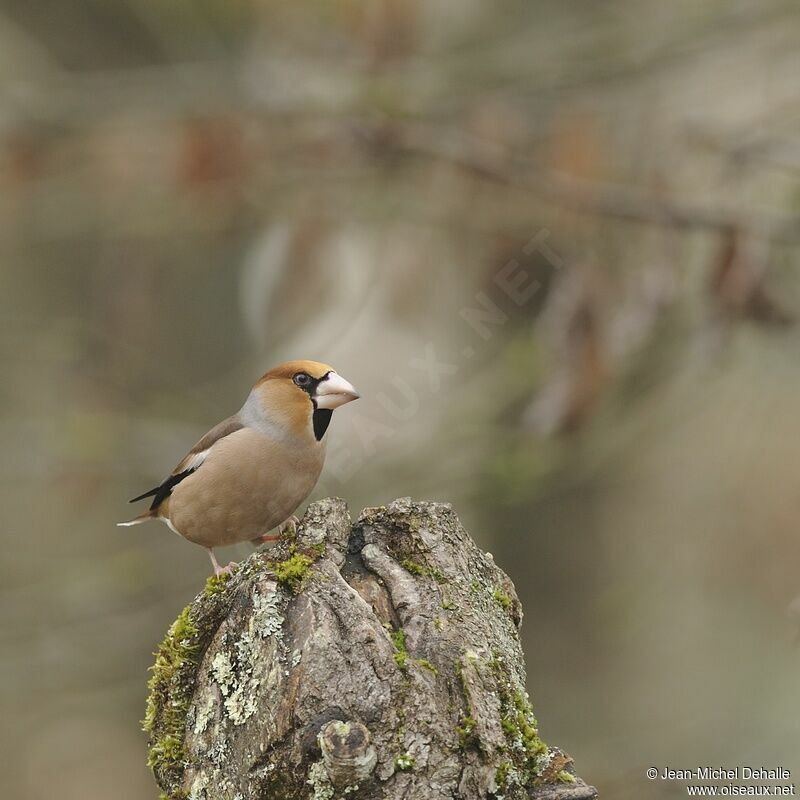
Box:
(248, 359), (360, 441)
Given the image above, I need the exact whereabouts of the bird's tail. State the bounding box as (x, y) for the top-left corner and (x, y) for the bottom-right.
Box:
(117, 510), (156, 528)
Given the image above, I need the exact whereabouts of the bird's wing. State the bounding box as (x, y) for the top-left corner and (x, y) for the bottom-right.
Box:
(129, 413), (244, 511)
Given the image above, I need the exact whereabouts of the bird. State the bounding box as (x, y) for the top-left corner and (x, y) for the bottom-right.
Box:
(118, 360), (360, 576)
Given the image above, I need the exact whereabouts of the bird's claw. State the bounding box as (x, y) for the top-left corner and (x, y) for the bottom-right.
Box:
(278, 515), (300, 536)
(208, 548), (238, 576)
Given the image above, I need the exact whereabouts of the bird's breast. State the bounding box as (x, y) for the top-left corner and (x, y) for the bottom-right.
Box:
(166, 427), (325, 547)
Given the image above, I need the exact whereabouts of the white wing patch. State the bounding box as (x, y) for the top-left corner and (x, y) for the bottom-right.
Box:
(184, 448), (210, 472)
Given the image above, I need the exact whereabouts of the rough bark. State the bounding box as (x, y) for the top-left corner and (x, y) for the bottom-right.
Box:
(145, 497), (598, 800)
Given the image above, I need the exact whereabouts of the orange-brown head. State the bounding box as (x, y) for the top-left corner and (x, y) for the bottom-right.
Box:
(246, 360), (360, 441)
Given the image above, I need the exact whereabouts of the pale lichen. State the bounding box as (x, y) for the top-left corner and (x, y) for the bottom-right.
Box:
(188, 770), (209, 800)
(307, 759), (335, 800)
(394, 752), (416, 771)
(205, 738), (228, 768)
(192, 694), (216, 735)
(211, 587), (285, 726)
(250, 587), (284, 638)
(211, 652), (235, 696)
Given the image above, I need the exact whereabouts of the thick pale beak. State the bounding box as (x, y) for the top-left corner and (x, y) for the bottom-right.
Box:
(315, 372), (360, 410)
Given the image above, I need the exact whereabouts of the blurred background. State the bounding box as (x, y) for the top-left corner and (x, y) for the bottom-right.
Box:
(2, 1), (800, 797)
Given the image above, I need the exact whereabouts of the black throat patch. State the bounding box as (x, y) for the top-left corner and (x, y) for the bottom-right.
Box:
(299, 371), (333, 441)
(313, 408), (333, 440)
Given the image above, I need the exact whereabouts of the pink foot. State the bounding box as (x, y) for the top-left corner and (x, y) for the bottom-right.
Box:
(278, 515), (300, 535)
(207, 549), (238, 576)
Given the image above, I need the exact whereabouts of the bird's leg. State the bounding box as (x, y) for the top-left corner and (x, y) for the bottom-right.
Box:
(207, 548), (238, 576)
(255, 533), (281, 544)
(208, 548), (223, 574)
(250, 514), (300, 547)
(253, 515), (299, 546)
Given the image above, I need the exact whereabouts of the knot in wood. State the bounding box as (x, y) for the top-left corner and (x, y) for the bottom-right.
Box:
(319, 720), (377, 787)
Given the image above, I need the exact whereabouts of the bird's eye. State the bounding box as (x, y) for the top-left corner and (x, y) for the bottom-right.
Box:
(293, 372), (311, 387)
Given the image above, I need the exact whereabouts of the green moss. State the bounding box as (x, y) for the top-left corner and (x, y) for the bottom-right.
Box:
(455, 659), (467, 692)
(557, 770), (576, 783)
(416, 658), (438, 675)
(405, 513), (423, 531)
(269, 553), (313, 593)
(203, 572), (230, 598)
(267, 537), (330, 593)
(456, 716), (477, 748)
(454, 658), (480, 752)
(495, 760), (512, 791)
(399, 558), (445, 583)
(311, 541), (327, 558)
(391, 628), (408, 670)
(510, 689), (547, 757)
(394, 752), (415, 771)
(489, 654), (551, 788)
(392, 631), (439, 677)
(454, 658), (472, 716)
(428, 565), (446, 583)
(401, 558), (426, 576)
(282, 521), (298, 543)
(493, 588), (512, 611)
(143, 605), (200, 785)
(471, 580), (482, 593)
(500, 688), (548, 783)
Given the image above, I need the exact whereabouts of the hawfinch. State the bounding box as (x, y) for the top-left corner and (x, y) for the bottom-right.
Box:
(119, 360), (359, 575)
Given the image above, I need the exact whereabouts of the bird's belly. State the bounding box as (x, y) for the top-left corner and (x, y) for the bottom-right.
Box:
(166, 429), (324, 548)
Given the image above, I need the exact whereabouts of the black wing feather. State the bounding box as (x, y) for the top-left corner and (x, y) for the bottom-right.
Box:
(129, 486), (160, 503)
(129, 469), (195, 510)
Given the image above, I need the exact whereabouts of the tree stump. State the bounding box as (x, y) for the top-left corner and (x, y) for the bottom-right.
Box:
(145, 497), (597, 800)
